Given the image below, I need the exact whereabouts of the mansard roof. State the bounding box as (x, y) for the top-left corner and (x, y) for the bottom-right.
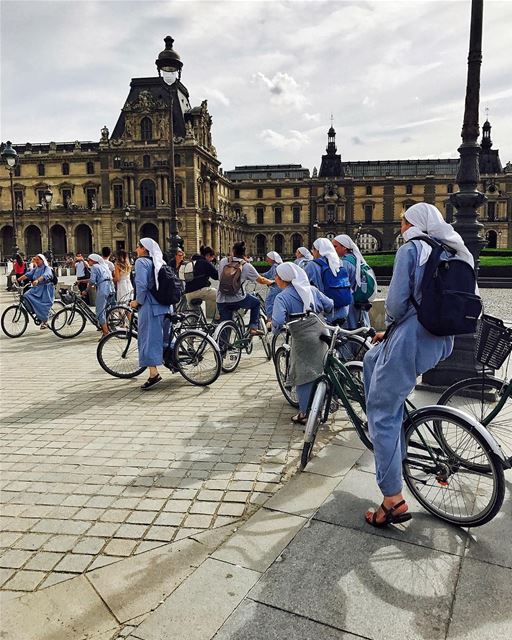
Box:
(0, 142), (99, 154)
(341, 159), (459, 178)
(225, 164), (310, 181)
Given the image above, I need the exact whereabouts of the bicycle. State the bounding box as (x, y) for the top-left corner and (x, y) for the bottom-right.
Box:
(273, 316), (374, 409)
(1, 282), (65, 337)
(438, 314), (512, 466)
(96, 310), (222, 387)
(297, 314), (509, 528)
(50, 285), (116, 339)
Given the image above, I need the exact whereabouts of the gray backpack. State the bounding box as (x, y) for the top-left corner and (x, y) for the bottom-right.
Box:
(219, 259), (245, 296)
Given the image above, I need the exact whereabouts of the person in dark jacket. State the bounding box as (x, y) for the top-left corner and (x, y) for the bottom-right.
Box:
(184, 245), (219, 321)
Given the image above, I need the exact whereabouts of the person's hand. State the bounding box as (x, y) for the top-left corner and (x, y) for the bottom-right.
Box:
(371, 331), (386, 344)
(130, 300), (139, 309)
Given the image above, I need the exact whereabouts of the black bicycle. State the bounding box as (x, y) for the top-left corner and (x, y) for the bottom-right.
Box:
(51, 286), (116, 338)
(1, 282), (65, 337)
(96, 310), (222, 386)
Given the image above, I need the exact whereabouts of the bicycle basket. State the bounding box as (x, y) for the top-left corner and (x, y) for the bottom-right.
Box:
(475, 314), (512, 369)
(59, 288), (75, 305)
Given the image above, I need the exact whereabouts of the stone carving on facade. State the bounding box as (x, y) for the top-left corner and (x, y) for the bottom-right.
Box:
(101, 126), (109, 142)
(124, 117), (135, 139)
(312, 167), (318, 178)
(158, 115), (169, 140)
(505, 161), (512, 174)
(49, 141), (57, 153)
(185, 119), (196, 142)
(74, 140), (81, 150)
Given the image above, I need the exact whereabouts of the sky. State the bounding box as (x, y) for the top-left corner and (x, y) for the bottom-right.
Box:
(1, 0), (511, 173)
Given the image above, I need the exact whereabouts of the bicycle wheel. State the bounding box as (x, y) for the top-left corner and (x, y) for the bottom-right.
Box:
(1, 305), (28, 338)
(337, 334), (371, 362)
(343, 361), (373, 450)
(107, 305), (132, 331)
(50, 300), (65, 318)
(97, 330), (146, 378)
(274, 346), (299, 408)
(258, 313), (272, 360)
(174, 330), (221, 386)
(50, 307), (86, 339)
(300, 380), (329, 471)
(234, 310), (252, 354)
(403, 408), (505, 527)
(271, 329), (287, 361)
(214, 321), (242, 373)
(438, 376), (511, 466)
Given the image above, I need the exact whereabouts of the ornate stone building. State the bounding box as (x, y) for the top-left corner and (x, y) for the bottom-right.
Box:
(1, 68), (510, 260)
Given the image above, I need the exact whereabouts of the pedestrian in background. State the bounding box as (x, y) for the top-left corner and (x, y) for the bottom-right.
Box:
(85, 254), (114, 337)
(16, 254), (54, 329)
(113, 249), (134, 304)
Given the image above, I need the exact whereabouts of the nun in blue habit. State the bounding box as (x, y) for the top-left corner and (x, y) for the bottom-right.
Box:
(294, 246), (313, 269)
(333, 234), (371, 329)
(17, 253), (54, 328)
(362, 203), (473, 527)
(86, 254), (115, 337)
(304, 237), (349, 324)
(130, 237), (170, 390)
(262, 251), (282, 319)
(272, 262), (334, 425)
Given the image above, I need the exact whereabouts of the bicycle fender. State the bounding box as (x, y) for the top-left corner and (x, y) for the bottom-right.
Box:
(405, 404), (510, 469)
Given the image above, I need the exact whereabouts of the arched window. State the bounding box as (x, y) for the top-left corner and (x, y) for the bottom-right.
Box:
(62, 162), (70, 175)
(37, 162), (45, 177)
(174, 154), (181, 167)
(447, 183), (454, 194)
(405, 183), (413, 195)
(143, 155), (151, 169)
(51, 224), (67, 257)
(255, 234), (267, 256)
(486, 229), (497, 249)
(75, 224), (93, 255)
(140, 117), (153, 141)
(291, 233), (303, 252)
(140, 179), (156, 209)
(358, 233), (379, 253)
(25, 225), (43, 256)
(274, 234), (284, 254)
(86, 161), (94, 175)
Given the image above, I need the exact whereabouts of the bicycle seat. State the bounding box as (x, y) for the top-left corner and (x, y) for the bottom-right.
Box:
(355, 302), (372, 311)
(189, 298), (203, 307)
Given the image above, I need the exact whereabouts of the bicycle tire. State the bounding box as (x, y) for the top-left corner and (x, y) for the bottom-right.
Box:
(300, 380), (329, 471)
(271, 329), (287, 361)
(50, 307), (87, 339)
(403, 408), (505, 527)
(178, 311), (204, 332)
(173, 330), (221, 387)
(438, 376), (511, 466)
(337, 334), (371, 363)
(1, 305), (29, 338)
(97, 330), (146, 378)
(107, 305), (132, 331)
(50, 300), (65, 318)
(214, 321), (243, 373)
(343, 361), (373, 450)
(274, 346), (299, 408)
(258, 314), (272, 360)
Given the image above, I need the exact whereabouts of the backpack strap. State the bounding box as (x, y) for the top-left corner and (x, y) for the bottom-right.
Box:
(406, 237), (445, 311)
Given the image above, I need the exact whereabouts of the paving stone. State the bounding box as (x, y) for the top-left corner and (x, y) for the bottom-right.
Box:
(182, 514), (213, 529)
(153, 512), (184, 527)
(448, 558), (512, 639)
(73, 537), (107, 555)
(114, 524), (148, 539)
(3, 569), (46, 591)
(217, 503), (247, 517)
(250, 520), (460, 640)
(133, 558), (260, 640)
(86, 522), (121, 538)
(42, 535), (81, 552)
(144, 526), (177, 542)
(24, 551), (63, 572)
(55, 553), (94, 574)
(189, 501), (217, 515)
(264, 471), (341, 518)
(103, 539), (138, 557)
(215, 599), (355, 640)
(0, 567), (16, 587)
(11, 533), (51, 551)
(125, 511), (158, 525)
(0, 549), (34, 569)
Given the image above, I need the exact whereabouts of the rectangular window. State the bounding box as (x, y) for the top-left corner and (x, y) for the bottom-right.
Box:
(37, 163), (45, 176)
(257, 188), (263, 198)
(365, 185), (372, 196)
(445, 203), (454, 223)
(234, 189), (240, 199)
(176, 182), (183, 208)
(327, 204), (336, 222)
(14, 190), (23, 209)
(62, 189), (72, 207)
(86, 188), (97, 209)
(364, 204), (373, 224)
(256, 207), (264, 225)
(274, 207), (282, 224)
(487, 201), (496, 221)
(293, 206), (300, 224)
(275, 188), (281, 198)
(37, 189), (46, 205)
(293, 187), (300, 198)
(113, 184), (123, 208)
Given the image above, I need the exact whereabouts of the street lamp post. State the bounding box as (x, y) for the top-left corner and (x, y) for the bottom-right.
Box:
(423, 0), (487, 387)
(155, 36), (183, 259)
(44, 187), (53, 262)
(1, 141), (19, 256)
(124, 205), (134, 254)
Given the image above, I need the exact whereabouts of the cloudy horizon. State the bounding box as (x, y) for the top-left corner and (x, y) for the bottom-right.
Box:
(1, 0), (511, 172)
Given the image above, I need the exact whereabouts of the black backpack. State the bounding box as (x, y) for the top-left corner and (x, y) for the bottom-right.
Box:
(150, 263), (183, 306)
(409, 237), (482, 336)
(50, 268), (59, 286)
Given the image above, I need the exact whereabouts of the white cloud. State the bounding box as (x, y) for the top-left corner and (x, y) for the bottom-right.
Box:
(203, 88), (230, 107)
(252, 72), (308, 110)
(260, 129), (309, 150)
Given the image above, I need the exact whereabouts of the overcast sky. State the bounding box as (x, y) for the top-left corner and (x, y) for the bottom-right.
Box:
(1, 0), (511, 172)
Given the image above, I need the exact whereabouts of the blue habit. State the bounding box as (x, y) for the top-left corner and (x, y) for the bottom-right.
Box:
(304, 258), (348, 323)
(90, 263), (114, 325)
(363, 241), (454, 496)
(24, 265), (54, 322)
(342, 257), (370, 329)
(262, 263), (280, 317)
(135, 257), (170, 367)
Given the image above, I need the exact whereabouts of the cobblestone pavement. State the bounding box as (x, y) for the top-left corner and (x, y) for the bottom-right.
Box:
(0, 291), (340, 595)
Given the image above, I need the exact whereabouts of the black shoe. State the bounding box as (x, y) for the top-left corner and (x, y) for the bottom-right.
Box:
(141, 374), (162, 390)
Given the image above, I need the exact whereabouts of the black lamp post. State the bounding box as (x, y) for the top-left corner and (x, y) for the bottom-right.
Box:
(155, 36), (183, 258)
(44, 187), (53, 261)
(1, 141), (19, 256)
(124, 205), (134, 254)
(423, 0), (487, 387)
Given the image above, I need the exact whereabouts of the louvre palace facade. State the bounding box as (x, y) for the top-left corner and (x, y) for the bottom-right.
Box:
(1, 64), (511, 261)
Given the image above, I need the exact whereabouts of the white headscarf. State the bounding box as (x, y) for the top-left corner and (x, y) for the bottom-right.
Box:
(140, 237), (165, 289)
(334, 235), (366, 287)
(266, 251), (283, 264)
(87, 253), (104, 264)
(277, 262), (314, 312)
(36, 253), (49, 267)
(88, 253), (112, 280)
(297, 247), (313, 261)
(402, 203), (474, 267)
(313, 238), (340, 276)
